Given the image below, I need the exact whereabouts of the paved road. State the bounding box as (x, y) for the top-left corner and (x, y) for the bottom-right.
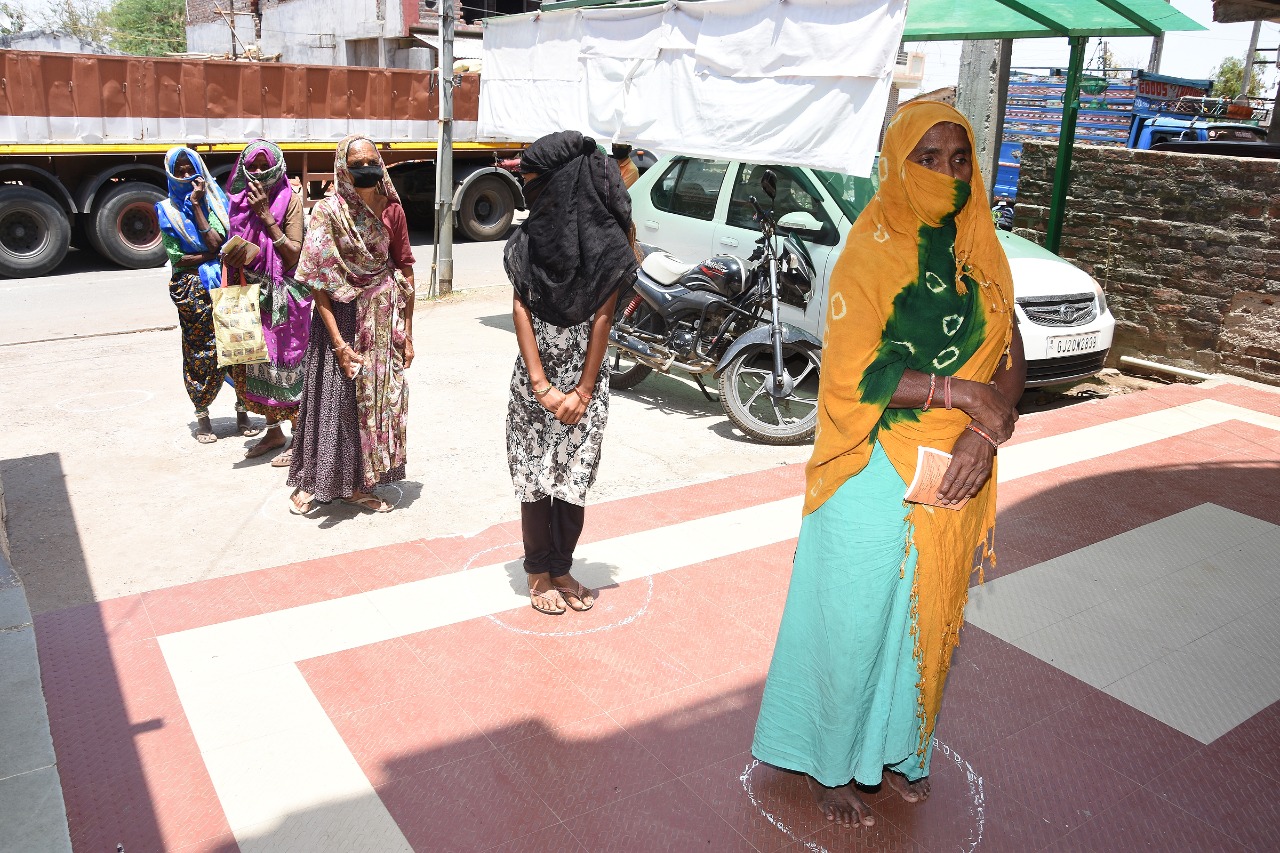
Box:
(0, 220), (1152, 614)
(0, 226), (514, 346)
(0, 281), (812, 614)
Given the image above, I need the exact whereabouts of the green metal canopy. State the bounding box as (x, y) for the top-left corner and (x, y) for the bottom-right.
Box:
(542, 0), (1205, 38)
(531, 0), (1207, 253)
(903, 0), (1203, 40)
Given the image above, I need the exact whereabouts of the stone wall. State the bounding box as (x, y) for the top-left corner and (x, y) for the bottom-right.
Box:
(1013, 141), (1280, 384)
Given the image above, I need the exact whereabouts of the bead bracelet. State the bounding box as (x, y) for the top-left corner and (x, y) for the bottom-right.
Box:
(966, 422), (999, 449)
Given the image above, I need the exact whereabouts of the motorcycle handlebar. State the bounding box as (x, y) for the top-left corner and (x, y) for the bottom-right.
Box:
(748, 195), (772, 228)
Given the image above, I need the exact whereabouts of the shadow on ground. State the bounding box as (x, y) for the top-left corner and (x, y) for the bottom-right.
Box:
(6, 452), (168, 849)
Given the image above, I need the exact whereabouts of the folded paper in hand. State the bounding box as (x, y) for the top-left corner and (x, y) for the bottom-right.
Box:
(903, 445), (969, 511)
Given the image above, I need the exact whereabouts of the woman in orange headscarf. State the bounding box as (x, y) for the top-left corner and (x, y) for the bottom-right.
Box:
(752, 101), (1026, 826)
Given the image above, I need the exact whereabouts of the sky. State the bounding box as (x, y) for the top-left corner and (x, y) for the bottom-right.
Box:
(907, 0), (1280, 94)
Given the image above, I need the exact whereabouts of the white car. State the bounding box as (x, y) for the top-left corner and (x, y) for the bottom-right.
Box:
(629, 156), (1114, 387)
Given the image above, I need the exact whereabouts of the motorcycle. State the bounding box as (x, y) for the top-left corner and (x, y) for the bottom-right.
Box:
(608, 170), (823, 444)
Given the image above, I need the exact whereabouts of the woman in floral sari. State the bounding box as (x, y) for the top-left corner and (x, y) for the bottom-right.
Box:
(156, 147), (259, 443)
(287, 136), (415, 514)
(222, 139), (311, 466)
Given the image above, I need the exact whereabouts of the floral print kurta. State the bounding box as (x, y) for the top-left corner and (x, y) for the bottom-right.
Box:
(507, 315), (609, 506)
(293, 135), (413, 492)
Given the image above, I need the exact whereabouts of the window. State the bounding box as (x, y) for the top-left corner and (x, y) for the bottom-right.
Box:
(814, 169), (876, 222)
(726, 164), (836, 244)
(650, 158), (728, 221)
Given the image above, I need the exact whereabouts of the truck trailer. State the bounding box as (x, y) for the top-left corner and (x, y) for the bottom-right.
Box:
(0, 50), (526, 278)
(995, 68), (1269, 201)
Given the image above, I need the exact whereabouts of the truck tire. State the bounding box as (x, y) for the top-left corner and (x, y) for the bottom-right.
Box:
(0, 185), (71, 278)
(457, 175), (515, 242)
(88, 182), (167, 269)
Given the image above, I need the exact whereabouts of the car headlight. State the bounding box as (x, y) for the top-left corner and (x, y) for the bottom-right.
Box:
(1096, 288), (1109, 316)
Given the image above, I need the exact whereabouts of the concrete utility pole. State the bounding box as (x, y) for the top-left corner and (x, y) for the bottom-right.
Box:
(1147, 0), (1170, 73)
(956, 39), (1012, 202)
(433, 1), (456, 296)
(1147, 36), (1164, 73)
(1242, 19), (1263, 97)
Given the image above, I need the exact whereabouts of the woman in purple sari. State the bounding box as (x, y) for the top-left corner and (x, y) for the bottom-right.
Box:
(222, 139), (312, 466)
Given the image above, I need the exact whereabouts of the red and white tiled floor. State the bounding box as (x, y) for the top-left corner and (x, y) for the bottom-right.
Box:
(36, 381), (1280, 852)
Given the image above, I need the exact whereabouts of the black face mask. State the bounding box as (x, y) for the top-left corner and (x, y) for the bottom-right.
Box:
(349, 164), (384, 188)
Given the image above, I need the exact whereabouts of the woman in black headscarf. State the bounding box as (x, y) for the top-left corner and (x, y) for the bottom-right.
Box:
(505, 130), (639, 616)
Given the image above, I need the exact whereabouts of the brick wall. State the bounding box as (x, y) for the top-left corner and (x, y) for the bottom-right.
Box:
(186, 0), (254, 27)
(1013, 141), (1280, 384)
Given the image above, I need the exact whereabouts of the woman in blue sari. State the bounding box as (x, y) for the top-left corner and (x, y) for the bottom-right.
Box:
(157, 147), (259, 443)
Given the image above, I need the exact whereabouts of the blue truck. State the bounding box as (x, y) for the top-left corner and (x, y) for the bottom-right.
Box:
(994, 69), (1269, 201)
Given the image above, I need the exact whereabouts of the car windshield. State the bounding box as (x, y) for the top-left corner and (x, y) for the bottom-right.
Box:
(812, 168), (877, 223)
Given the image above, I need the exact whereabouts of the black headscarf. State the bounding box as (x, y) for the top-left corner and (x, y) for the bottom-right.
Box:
(504, 131), (638, 327)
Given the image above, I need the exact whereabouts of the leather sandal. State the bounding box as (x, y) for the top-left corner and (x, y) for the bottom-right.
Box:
(288, 488), (316, 516)
(555, 580), (595, 612)
(529, 583), (566, 616)
(342, 493), (393, 513)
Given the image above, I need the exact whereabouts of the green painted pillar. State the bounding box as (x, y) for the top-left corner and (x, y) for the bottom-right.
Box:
(1046, 36), (1087, 254)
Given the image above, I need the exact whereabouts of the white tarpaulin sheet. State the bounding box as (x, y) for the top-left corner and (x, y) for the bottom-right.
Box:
(479, 0), (906, 177)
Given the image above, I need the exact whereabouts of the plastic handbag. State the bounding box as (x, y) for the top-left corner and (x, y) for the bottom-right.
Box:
(210, 265), (270, 366)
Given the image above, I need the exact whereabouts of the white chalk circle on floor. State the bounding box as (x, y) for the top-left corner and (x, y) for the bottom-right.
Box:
(462, 541), (656, 638)
(740, 739), (985, 852)
(55, 389), (154, 413)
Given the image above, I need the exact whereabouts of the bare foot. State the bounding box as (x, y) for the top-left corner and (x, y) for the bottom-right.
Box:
(245, 425), (286, 458)
(806, 776), (874, 827)
(882, 769), (930, 803)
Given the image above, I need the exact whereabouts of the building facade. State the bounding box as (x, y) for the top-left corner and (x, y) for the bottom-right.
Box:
(184, 0), (537, 68)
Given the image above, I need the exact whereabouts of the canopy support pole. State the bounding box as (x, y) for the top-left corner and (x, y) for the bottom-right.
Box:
(434, 3), (457, 296)
(1046, 36), (1087, 254)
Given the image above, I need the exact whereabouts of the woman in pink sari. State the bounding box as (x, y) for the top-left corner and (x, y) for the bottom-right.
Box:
(222, 139), (311, 466)
(287, 136), (416, 515)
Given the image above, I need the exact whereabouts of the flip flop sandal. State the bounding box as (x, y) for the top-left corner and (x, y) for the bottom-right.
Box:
(195, 431), (218, 444)
(270, 448), (293, 468)
(240, 423), (263, 437)
(529, 586), (566, 616)
(556, 582), (595, 612)
(342, 494), (393, 513)
(288, 490), (316, 516)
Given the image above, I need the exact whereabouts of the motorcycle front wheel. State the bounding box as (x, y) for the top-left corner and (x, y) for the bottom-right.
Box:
(608, 290), (659, 390)
(718, 343), (820, 444)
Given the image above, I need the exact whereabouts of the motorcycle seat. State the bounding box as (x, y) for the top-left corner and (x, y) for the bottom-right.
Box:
(640, 251), (697, 286)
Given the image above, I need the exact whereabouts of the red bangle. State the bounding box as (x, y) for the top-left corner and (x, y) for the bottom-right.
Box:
(967, 422), (999, 449)
(574, 387), (592, 403)
(944, 375), (953, 410)
(922, 374), (937, 412)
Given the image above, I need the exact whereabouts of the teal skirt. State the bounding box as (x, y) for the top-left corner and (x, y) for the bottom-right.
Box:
(752, 442), (934, 786)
